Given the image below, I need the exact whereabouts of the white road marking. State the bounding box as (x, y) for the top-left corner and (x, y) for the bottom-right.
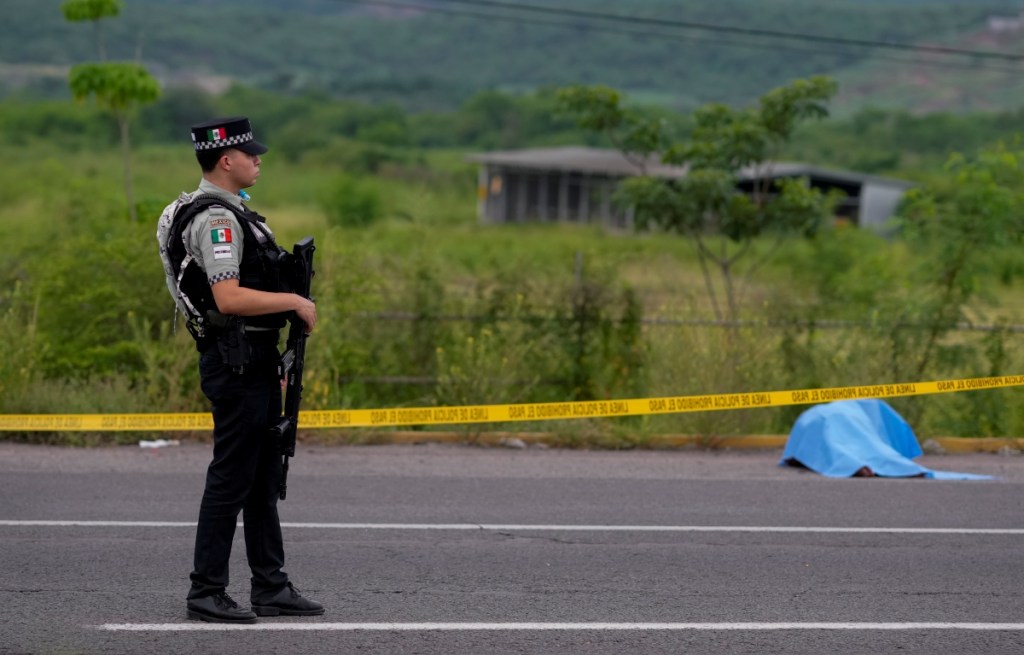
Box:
(0, 521), (193, 527)
(94, 622), (1024, 632)
(2, 520), (1022, 535)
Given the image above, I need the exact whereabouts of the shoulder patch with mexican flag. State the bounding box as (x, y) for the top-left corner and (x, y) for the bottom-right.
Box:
(211, 227), (232, 244)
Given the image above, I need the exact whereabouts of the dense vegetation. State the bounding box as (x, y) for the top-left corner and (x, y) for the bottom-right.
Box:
(4, 0), (1023, 112)
(10, 83), (1024, 174)
(4, 78), (1024, 445)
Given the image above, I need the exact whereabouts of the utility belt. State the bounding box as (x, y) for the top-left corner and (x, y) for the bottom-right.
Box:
(197, 311), (281, 374)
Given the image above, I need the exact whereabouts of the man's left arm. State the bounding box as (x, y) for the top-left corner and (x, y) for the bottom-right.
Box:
(210, 280), (317, 333)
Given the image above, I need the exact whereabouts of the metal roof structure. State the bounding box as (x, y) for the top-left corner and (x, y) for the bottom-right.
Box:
(467, 146), (678, 178)
(468, 146), (913, 230)
(468, 146), (913, 189)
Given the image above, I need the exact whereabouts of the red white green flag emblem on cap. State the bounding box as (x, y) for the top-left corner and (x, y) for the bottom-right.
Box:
(207, 127), (226, 141)
(211, 228), (232, 243)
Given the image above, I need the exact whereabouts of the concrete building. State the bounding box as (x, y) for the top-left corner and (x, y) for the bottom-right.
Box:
(468, 146), (913, 232)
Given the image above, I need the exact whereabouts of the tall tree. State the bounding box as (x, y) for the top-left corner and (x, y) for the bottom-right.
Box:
(61, 0), (122, 61)
(62, 0), (159, 223)
(68, 62), (159, 223)
(559, 77), (842, 323)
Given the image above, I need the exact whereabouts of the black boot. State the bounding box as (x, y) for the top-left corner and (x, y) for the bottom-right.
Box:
(187, 592), (258, 623)
(252, 582), (325, 616)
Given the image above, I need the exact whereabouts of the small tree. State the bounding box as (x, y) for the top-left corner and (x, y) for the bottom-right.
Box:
(898, 145), (1024, 380)
(63, 0), (159, 223)
(558, 77), (842, 323)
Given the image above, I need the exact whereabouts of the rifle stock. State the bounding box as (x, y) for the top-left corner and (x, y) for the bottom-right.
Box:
(272, 236), (315, 501)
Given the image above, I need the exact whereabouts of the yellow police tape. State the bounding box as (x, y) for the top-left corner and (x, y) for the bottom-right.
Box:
(1, 374), (1022, 432)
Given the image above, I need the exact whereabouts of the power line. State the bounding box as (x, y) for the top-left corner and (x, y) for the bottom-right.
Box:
(333, 0), (1024, 74)
(431, 0), (1024, 62)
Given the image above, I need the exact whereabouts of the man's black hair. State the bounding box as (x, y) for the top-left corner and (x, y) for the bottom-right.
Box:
(196, 147), (226, 172)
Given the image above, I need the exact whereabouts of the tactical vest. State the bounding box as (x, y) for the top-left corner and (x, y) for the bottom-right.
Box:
(157, 193), (291, 347)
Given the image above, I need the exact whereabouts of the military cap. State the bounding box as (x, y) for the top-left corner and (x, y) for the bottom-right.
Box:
(190, 116), (268, 155)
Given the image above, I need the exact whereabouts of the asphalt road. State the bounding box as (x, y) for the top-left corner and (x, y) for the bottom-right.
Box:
(1, 441), (1023, 654)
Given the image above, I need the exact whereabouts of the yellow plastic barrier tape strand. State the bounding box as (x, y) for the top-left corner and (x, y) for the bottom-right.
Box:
(1, 375), (1023, 432)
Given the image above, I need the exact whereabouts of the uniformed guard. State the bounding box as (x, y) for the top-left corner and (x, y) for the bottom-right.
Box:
(157, 116), (322, 623)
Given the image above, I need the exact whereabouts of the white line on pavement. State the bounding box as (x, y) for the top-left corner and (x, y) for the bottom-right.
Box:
(94, 622), (1024, 632)
(2, 520), (1023, 534)
(0, 521), (193, 527)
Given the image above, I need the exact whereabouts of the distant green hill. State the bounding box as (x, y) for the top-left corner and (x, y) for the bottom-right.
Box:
(4, 0), (1023, 113)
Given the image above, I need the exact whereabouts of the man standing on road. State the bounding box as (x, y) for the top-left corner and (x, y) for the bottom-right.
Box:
(157, 116), (323, 623)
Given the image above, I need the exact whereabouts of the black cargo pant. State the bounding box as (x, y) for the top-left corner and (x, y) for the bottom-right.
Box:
(187, 333), (290, 604)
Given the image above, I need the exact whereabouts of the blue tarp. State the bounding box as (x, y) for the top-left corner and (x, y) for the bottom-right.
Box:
(781, 399), (992, 480)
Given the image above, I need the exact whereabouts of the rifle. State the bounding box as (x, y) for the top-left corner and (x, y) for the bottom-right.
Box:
(271, 236), (315, 501)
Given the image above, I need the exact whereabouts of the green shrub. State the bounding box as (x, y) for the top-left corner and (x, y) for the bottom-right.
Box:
(319, 174), (382, 228)
(30, 220), (167, 378)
